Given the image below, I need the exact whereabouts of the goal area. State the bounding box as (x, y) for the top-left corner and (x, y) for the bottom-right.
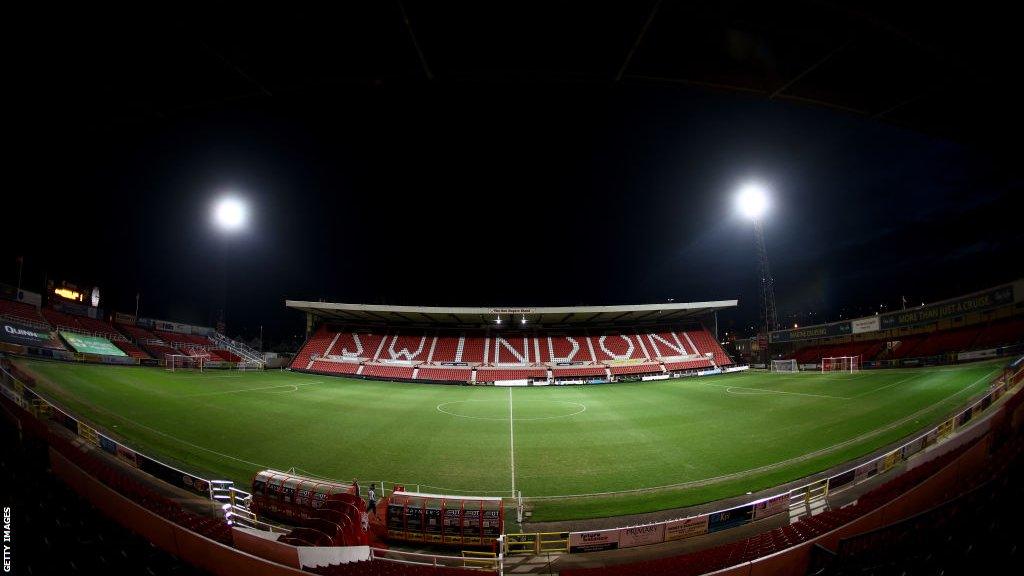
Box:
(821, 355), (860, 373)
(165, 354), (205, 372)
(770, 359), (799, 372)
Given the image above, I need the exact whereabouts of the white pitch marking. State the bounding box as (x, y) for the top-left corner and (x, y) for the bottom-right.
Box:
(847, 373), (928, 399)
(182, 381), (324, 398)
(703, 382), (847, 400)
(435, 399), (586, 421)
(529, 368), (1001, 500)
(508, 387), (516, 496)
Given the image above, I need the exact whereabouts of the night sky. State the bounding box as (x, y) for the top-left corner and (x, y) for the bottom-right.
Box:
(5, 6), (1023, 347)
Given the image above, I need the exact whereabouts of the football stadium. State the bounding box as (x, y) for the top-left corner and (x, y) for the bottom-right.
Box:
(6, 4), (1024, 576)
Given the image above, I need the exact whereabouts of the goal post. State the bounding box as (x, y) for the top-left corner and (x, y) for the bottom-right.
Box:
(165, 354), (204, 372)
(237, 360), (264, 371)
(821, 355), (860, 373)
(771, 359), (799, 372)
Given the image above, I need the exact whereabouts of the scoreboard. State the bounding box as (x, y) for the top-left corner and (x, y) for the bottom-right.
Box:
(386, 491), (504, 548)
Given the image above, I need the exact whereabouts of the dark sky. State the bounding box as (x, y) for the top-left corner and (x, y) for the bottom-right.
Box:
(5, 7), (1023, 345)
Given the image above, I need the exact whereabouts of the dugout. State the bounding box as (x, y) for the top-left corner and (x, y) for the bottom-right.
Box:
(250, 470), (363, 527)
(386, 491), (503, 548)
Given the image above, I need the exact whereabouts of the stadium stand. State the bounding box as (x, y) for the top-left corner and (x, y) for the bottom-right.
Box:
(686, 329), (733, 365)
(293, 325), (336, 368)
(310, 359), (361, 375)
(664, 359), (714, 371)
(0, 415), (209, 576)
(544, 334), (597, 363)
(460, 335), (486, 363)
(292, 324), (733, 383)
(0, 298), (49, 327)
(608, 363), (662, 375)
(552, 365), (608, 378)
(818, 448), (1024, 574)
(590, 333), (649, 362)
(111, 339), (150, 359)
(416, 366), (473, 382)
(788, 313), (1024, 366)
(360, 364), (415, 379)
(116, 324), (180, 359)
(475, 368), (548, 382)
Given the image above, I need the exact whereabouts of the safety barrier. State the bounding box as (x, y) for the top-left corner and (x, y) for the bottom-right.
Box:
(504, 532), (570, 555)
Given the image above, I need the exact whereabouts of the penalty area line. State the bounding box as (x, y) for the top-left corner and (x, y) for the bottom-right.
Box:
(182, 381), (325, 398)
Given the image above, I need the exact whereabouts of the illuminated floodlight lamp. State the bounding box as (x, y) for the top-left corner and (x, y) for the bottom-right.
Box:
(521, 316), (527, 325)
(213, 196), (247, 232)
(735, 183), (769, 220)
(496, 316), (502, 325)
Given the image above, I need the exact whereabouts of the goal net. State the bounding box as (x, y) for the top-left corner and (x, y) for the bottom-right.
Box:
(165, 354), (204, 372)
(821, 356), (860, 373)
(237, 360), (264, 371)
(771, 359), (799, 372)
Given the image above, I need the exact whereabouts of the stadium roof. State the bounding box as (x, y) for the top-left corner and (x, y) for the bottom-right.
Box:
(285, 300), (737, 327)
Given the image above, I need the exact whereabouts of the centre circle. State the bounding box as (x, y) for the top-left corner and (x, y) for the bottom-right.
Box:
(436, 399), (587, 421)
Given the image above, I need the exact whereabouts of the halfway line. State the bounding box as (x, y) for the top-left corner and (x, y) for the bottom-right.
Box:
(508, 387), (516, 497)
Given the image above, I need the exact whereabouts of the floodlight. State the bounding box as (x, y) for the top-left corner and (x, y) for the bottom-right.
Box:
(736, 183), (769, 220)
(213, 196), (247, 232)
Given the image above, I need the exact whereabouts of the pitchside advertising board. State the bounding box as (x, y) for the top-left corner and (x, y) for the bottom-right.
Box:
(771, 282), (1019, 343)
(568, 496), (786, 553)
(9, 383), (216, 497)
(1, 321), (54, 347)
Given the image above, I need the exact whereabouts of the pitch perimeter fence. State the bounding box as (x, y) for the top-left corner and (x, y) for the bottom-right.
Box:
(553, 355), (1024, 554)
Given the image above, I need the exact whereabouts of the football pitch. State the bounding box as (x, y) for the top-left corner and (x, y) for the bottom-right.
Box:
(13, 358), (1004, 521)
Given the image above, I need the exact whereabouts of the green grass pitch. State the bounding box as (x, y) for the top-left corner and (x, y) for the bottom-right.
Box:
(13, 357), (1004, 521)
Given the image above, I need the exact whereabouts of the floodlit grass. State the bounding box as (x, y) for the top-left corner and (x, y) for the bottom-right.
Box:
(14, 358), (1004, 521)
